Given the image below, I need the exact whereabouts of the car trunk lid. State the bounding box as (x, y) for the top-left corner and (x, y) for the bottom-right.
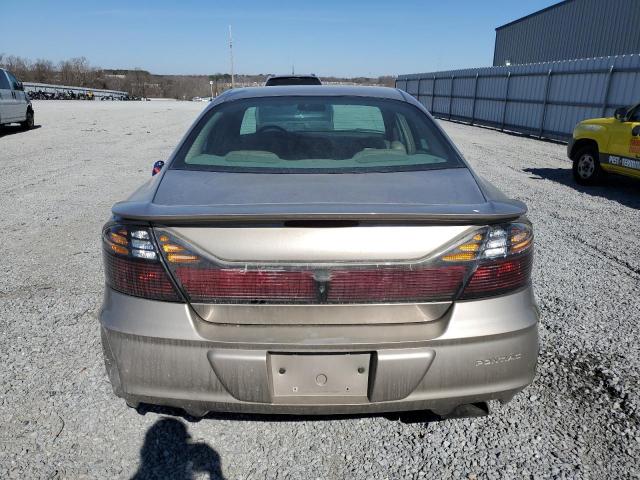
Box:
(112, 168), (526, 224)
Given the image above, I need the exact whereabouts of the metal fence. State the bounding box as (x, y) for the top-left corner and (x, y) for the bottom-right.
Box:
(396, 54), (640, 141)
(23, 82), (128, 99)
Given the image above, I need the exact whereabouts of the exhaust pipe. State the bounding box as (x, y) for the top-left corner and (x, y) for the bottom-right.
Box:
(390, 401), (490, 423)
(436, 401), (490, 419)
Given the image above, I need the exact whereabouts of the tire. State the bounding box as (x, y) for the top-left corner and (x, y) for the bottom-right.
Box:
(20, 109), (34, 130)
(572, 146), (604, 185)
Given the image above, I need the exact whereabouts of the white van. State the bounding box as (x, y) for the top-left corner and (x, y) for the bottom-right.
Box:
(0, 68), (34, 129)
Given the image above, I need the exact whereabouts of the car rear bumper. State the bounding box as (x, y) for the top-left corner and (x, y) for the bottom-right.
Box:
(99, 287), (539, 416)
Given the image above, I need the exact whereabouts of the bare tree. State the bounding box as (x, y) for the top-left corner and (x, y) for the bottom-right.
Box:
(58, 59), (74, 85)
(0, 52), (393, 98)
(129, 68), (152, 97)
(2, 55), (31, 80)
(32, 59), (55, 83)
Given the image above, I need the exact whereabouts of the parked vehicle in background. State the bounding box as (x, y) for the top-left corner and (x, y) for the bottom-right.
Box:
(99, 86), (538, 419)
(0, 68), (34, 130)
(265, 74), (322, 86)
(568, 103), (640, 184)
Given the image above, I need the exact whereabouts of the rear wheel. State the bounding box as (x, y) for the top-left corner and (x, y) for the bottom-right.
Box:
(572, 146), (603, 185)
(21, 109), (34, 130)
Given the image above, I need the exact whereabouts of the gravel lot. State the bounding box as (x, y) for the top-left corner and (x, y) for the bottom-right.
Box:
(1, 100), (638, 479)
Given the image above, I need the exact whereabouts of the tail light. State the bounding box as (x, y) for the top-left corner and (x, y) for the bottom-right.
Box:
(325, 266), (467, 302)
(176, 269), (317, 302)
(151, 223), (533, 304)
(102, 224), (182, 302)
(457, 223), (533, 299)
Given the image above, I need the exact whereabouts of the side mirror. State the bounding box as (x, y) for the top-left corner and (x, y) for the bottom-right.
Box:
(15, 82), (24, 91)
(152, 160), (165, 176)
(614, 107), (628, 121)
(632, 125), (640, 137)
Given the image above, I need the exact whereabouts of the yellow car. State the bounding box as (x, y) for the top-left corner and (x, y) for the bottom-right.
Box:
(568, 103), (640, 185)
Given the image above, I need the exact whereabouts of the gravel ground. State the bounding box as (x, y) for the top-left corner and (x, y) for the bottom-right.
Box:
(1, 100), (638, 479)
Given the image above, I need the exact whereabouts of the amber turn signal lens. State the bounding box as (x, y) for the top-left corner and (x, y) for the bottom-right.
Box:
(110, 232), (128, 246)
(167, 253), (200, 264)
(110, 243), (129, 255)
(441, 231), (485, 262)
(510, 231), (528, 243)
(511, 238), (532, 253)
(162, 244), (184, 253)
(441, 252), (477, 262)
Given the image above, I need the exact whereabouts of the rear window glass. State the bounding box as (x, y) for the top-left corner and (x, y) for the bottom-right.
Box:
(172, 95), (464, 174)
(332, 105), (385, 132)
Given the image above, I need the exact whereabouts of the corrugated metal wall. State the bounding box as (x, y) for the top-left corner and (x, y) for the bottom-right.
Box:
(494, 0), (640, 66)
(396, 54), (640, 141)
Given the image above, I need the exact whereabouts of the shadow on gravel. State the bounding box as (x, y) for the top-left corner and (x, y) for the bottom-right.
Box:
(524, 167), (640, 210)
(131, 418), (225, 480)
(0, 124), (42, 137)
(133, 402), (487, 425)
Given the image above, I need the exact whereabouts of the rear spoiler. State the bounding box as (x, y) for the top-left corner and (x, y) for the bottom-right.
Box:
(112, 200), (527, 225)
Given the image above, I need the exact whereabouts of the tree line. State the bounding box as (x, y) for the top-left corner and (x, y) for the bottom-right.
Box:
(0, 54), (396, 99)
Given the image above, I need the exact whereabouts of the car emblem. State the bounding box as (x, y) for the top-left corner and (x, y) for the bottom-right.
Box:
(313, 271), (331, 302)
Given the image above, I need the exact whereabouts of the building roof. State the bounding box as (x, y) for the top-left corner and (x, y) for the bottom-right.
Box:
(495, 0), (574, 31)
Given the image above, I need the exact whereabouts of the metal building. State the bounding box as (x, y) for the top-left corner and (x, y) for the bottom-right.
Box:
(493, 0), (640, 66)
(396, 54), (640, 141)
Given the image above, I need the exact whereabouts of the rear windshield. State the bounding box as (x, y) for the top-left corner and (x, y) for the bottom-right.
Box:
(171, 96), (465, 174)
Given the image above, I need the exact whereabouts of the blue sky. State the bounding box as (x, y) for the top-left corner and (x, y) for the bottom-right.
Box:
(1, 0), (557, 77)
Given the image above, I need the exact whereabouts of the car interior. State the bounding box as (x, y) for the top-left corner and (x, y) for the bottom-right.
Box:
(185, 103), (449, 164)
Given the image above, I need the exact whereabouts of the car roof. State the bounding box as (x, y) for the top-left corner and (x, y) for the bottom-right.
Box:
(267, 74), (317, 79)
(215, 85), (406, 103)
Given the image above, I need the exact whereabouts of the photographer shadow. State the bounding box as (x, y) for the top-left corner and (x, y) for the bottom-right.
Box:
(131, 418), (225, 480)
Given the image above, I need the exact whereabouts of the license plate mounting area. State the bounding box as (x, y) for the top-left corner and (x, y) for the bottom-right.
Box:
(269, 353), (371, 404)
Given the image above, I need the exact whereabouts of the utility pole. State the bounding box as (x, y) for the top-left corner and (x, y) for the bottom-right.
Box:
(229, 25), (235, 88)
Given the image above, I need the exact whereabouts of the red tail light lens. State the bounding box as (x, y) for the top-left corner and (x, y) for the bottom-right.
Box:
(174, 268), (316, 302)
(327, 266), (467, 302)
(153, 222), (533, 305)
(460, 253), (533, 300)
(103, 252), (181, 301)
(102, 225), (182, 302)
(172, 266), (467, 304)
